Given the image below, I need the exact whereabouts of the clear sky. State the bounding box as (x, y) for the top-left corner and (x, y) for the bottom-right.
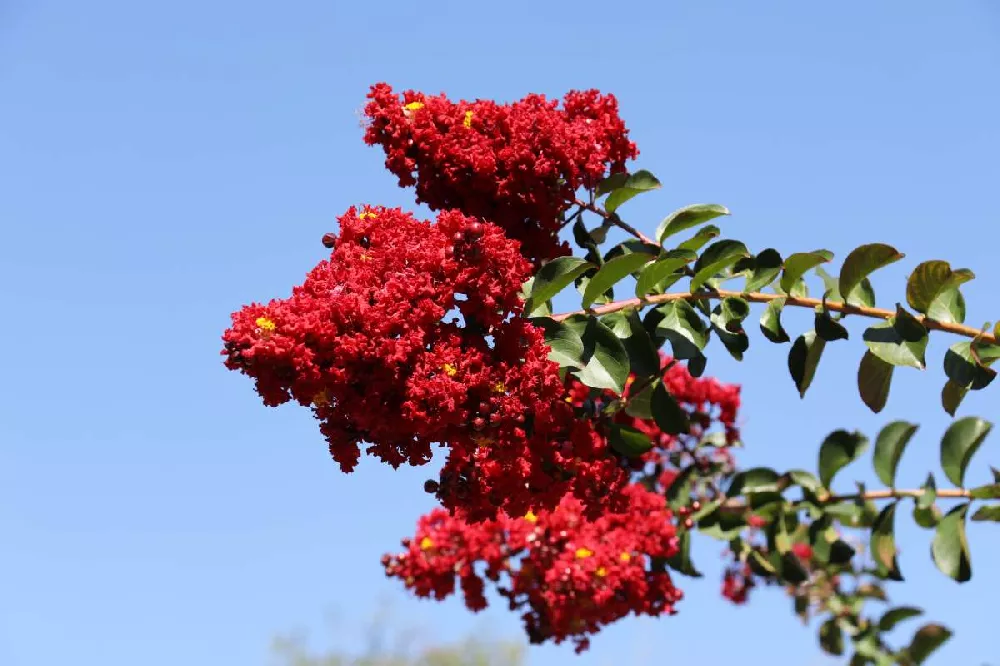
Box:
(2, 2), (999, 665)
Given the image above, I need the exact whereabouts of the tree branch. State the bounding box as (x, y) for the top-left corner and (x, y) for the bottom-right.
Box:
(574, 198), (659, 247)
(550, 288), (999, 345)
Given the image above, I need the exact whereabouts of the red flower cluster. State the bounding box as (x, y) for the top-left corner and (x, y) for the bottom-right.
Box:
(363, 83), (638, 264)
(222, 205), (633, 520)
(383, 484), (682, 653)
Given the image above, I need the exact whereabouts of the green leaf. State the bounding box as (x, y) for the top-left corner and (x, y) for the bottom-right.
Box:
(634, 249), (697, 297)
(742, 248), (784, 293)
(871, 502), (903, 581)
(760, 298), (790, 343)
(607, 424), (653, 457)
(604, 170), (662, 213)
(969, 483), (1000, 499)
(780, 250), (834, 293)
(819, 618), (844, 656)
(913, 504), (941, 530)
(873, 421), (918, 487)
(931, 503), (972, 582)
(862, 317), (928, 369)
(858, 351), (894, 413)
(526, 257), (594, 314)
(839, 243), (905, 307)
(788, 331), (827, 397)
(781, 551), (809, 584)
(728, 467), (781, 496)
(624, 381), (654, 419)
(689, 240), (750, 292)
(655, 300), (709, 360)
(595, 172), (629, 197)
(927, 287), (966, 325)
(943, 341), (996, 391)
(651, 383), (690, 435)
(583, 252), (656, 308)
(788, 469), (823, 494)
(819, 430), (870, 488)
(878, 607), (923, 632)
(815, 308), (849, 341)
(904, 624), (953, 665)
(570, 317), (631, 393)
(917, 474), (937, 510)
(940, 416), (993, 486)
(664, 530), (702, 577)
(655, 203), (730, 245)
(941, 379), (968, 416)
(533, 316), (586, 368)
(675, 224), (721, 253)
(617, 310), (661, 377)
(906, 260), (974, 314)
(971, 505), (1000, 522)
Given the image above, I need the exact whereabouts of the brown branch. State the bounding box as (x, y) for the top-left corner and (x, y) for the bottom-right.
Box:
(718, 486), (972, 514)
(574, 198), (659, 247)
(550, 288), (999, 345)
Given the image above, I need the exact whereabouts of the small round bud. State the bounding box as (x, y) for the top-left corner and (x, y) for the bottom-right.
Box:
(466, 221), (484, 237)
(683, 518), (694, 530)
(452, 232), (465, 243)
(472, 417), (486, 431)
(321, 233), (337, 248)
(423, 479), (440, 494)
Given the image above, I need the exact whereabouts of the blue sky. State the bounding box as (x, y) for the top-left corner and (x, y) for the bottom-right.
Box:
(2, 2), (999, 665)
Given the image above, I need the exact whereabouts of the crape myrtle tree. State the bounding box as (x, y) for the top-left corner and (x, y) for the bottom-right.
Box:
(223, 84), (1000, 665)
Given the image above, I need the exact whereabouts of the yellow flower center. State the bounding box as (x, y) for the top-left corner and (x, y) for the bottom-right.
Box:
(492, 382), (506, 394)
(360, 254), (370, 262)
(463, 110), (474, 128)
(420, 537), (434, 551)
(442, 363), (458, 377)
(359, 210), (378, 220)
(255, 317), (276, 332)
(404, 101), (425, 111)
(524, 510), (538, 523)
(473, 435), (495, 447)
(619, 552), (631, 562)
(596, 566), (608, 577)
(312, 390), (330, 407)
(575, 548), (593, 559)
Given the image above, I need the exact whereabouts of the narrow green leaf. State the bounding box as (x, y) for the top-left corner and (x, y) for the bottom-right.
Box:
(651, 382), (690, 435)
(927, 287), (966, 325)
(971, 505), (1000, 522)
(818, 430), (870, 488)
(940, 416), (993, 486)
(819, 618), (844, 656)
(789, 331), (827, 397)
(655, 203), (730, 245)
(815, 309), (849, 341)
(941, 379), (968, 416)
(873, 421), (919, 487)
(624, 381), (654, 419)
(780, 250), (834, 293)
(870, 502), (903, 581)
(905, 624), (953, 664)
(878, 606), (923, 632)
(583, 252), (656, 308)
(839, 243), (905, 307)
(931, 503), (972, 582)
(690, 240), (750, 292)
(634, 249), (697, 297)
(969, 483), (1000, 499)
(604, 170), (662, 213)
(906, 260), (974, 314)
(571, 317), (631, 393)
(913, 504), (941, 530)
(618, 310), (661, 377)
(743, 248), (783, 293)
(788, 470), (823, 494)
(760, 298), (790, 343)
(608, 424), (653, 457)
(780, 551), (809, 584)
(858, 351), (894, 413)
(526, 257), (595, 314)
(862, 317), (928, 369)
(675, 224), (721, 253)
